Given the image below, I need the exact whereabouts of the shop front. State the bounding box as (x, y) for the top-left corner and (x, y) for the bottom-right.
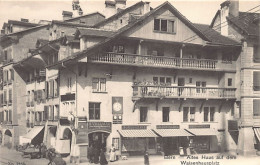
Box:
(21, 126), (45, 146)
(87, 122), (112, 150)
(185, 125), (218, 153)
(153, 125), (193, 156)
(118, 125), (158, 155)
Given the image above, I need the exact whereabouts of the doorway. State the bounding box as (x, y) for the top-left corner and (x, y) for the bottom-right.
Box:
(63, 128), (72, 151)
(178, 78), (185, 96)
(88, 132), (109, 151)
(4, 129), (12, 148)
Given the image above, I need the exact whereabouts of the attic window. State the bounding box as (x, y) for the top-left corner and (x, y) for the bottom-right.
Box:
(154, 19), (176, 33)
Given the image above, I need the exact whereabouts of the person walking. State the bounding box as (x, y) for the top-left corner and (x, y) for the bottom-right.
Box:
(144, 151), (149, 165)
(99, 148), (108, 165)
(88, 145), (94, 163)
(109, 144), (116, 162)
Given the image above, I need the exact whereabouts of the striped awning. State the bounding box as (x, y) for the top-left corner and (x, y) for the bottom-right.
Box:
(118, 129), (158, 138)
(253, 128), (260, 142)
(186, 129), (218, 136)
(23, 126), (44, 140)
(153, 129), (193, 137)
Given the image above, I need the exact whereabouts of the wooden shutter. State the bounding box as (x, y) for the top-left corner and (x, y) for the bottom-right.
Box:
(9, 110), (12, 122)
(45, 81), (48, 98)
(10, 69), (14, 80)
(44, 106), (48, 120)
(253, 100), (260, 116)
(253, 72), (260, 91)
(34, 91), (37, 101)
(50, 80), (54, 98)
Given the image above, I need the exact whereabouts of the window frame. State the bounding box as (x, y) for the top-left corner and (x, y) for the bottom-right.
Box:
(183, 107), (196, 122)
(154, 18), (176, 34)
(92, 78), (107, 93)
(140, 107), (148, 123)
(89, 102), (101, 120)
(162, 107), (170, 122)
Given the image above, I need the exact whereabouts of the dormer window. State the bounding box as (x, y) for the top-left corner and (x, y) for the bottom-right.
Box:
(154, 18), (176, 33)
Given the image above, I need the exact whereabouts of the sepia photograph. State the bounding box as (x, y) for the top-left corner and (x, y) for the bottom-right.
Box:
(0, 0), (259, 164)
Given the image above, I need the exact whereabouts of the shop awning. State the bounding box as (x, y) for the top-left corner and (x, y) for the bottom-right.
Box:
(117, 129), (158, 138)
(253, 128), (260, 142)
(23, 126), (44, 140)
(153, 129), (193, 137)
(185, 129), (218, 136)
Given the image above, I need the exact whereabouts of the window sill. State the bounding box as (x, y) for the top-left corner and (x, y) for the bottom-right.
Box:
(202, 122), (218, 123)
(153, 30), (176, 35)
(161, 122), (173, 124)
(181, 122), (199, 123)
(92, 91), (108, 94)
(138, 122), (151, 124)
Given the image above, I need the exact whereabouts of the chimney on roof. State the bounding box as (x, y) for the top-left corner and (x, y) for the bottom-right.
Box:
(219, 0), (239, 36)
(115, 0), (126, 10)
(21, 18), (29, 22)
(143, 2), (150, 14)
(62, 11), (73, 20)
(104, 0), (117, 18)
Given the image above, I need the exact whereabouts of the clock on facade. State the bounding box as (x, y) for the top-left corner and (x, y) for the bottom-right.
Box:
(113, 102), (122, 112)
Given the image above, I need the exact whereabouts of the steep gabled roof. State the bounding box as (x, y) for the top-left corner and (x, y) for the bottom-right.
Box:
(47, 1), (240, 69)
(7, 20), (39, 27)
(93, 1), (145, 28)
(210, 10), (220, 28)
(193, 23), (240, 45)
(227, 12), (260, 37)
(65, 12), (105, 22)
(75, 28), (116, 38)
(51, 20), (91, 28)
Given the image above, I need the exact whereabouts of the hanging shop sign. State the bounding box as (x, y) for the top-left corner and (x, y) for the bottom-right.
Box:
(189, 124), (210, 129)
(156, 125), (180, 129)
(61, 93), (75, 102)
(122, 125), (147, 130)
(112, 97), (123, 114)
(88, 122), (112, 133)
(228, 120), (238, 131)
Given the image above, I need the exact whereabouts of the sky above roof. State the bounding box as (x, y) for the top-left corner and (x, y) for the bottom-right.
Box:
(0, 0), (259, 28)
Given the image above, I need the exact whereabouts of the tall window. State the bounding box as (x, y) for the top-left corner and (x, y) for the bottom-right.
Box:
(154, 19), (176, 33)
(89, 103), (100, 120)
(140, 107), (148, 122)
(204, 107), (215, 122)
(153, 77), (171, 86)
(183, 107), (195, 122)
(228, 78), (232, 86)
(196, 81), (206, 93)
(92, 78), (106, 92)
(253, 99), (260, 117)
(67, 77), (72, 90)
(253, 71), (260, 91)
(162, 107), (170, 122)
(253, 45), (260, 63)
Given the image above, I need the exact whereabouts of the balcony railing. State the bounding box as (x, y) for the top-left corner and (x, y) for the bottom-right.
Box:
(89, 52), (235, 71)
(132, 85), (236, 99)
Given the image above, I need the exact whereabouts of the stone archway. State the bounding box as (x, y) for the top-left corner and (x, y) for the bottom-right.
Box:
(4, 129), (12, 148)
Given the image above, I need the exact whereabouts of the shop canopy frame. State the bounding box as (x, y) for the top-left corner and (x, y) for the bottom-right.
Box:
(117, 129), (158, 138)
(152, 129), (194, 137)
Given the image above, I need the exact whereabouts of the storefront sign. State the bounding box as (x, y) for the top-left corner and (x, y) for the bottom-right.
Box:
(122, 125), (147, 130)
(88, 122), (112, 133)
(189, 124), (210, 129)
(228, 120), (238, 131)
(156, 125), (180, 129)
(112, 97), (123, 114)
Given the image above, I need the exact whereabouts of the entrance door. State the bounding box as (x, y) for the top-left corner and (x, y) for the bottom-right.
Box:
(89, 132), (109, 151)
(178, 78), (185, 96)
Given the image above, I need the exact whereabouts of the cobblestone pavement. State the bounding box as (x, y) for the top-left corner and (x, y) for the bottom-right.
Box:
(1, 146), (260, 165)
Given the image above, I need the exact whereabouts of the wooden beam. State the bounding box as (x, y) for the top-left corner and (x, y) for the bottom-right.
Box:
(84, 64), (88, 77)
(132, 100), (138, 112)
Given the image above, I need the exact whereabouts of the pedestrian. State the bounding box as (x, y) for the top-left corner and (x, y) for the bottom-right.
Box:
(99, 148), (108, 165)
(47, 148), (56, 165)
(71, 144), (80, 165)
(93, 145), (100, 164)
(109, 144), (116, 162)
(144, 151), (149, 165)
(88, 145), (94, 163)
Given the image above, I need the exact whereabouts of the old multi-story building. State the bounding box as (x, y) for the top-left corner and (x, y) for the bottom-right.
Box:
(210, 0), (260, 155)
(46, 1), (242, 159)
(0, 20), (49, 148)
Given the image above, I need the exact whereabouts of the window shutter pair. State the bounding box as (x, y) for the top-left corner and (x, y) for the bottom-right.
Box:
(44, 106), (49, 121)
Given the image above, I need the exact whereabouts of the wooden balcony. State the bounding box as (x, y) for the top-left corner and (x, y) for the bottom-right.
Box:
(132, 85), (236, 100)
(89, 52), (236, 71)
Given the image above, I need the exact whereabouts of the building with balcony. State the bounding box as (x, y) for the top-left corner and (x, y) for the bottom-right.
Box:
(0, 22), (49, 148)
(47, 0), (243, 158)
(210, 0), (260, 155)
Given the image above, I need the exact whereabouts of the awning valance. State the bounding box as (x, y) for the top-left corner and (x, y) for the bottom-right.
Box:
(118, 129), (158, 138)
(23, 126), (44, 140)
(153, 129), (193, 137)
(253, 128), (260, 142)
(185, 129), (218, 136)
